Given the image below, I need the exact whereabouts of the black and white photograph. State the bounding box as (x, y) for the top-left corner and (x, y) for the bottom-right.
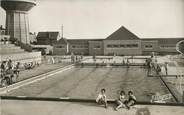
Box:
(0, 0), (184, 115)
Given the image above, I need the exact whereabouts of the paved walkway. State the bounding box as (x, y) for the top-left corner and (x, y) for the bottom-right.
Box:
(1, 100), (184, 115)
(156, 56), (184, 75)
(0, 62), (71, 89)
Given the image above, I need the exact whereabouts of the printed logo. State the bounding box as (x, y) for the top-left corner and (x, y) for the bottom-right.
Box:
(136, 107), (151, 115)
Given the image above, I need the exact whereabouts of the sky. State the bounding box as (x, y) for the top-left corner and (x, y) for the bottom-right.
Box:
(0, 0), (184, 39)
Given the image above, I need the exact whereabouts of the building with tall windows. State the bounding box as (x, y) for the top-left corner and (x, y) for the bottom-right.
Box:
(50, 26), (184, 56)
(103, 26), (142, 56)
(142, 38), (183, 55)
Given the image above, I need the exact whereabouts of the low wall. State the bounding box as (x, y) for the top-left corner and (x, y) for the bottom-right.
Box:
(1, 96), (184, 106)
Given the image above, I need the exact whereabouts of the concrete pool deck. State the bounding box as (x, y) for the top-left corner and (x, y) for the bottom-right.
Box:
(1, 99), (184, 115)
(155, 56), (183, 75)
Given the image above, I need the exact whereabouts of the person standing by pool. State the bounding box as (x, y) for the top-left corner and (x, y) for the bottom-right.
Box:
(156, 65), (161, 75)
(122, 59), (125, 65)
(71, 53), (75, 63)
(93, 54), (96, 62)
(146, 59), (152, 75)
(127, 58), (130, 68)
(96, 88), (108, 108)
(114, 90), (127, 111)
(164, 62), (168, 75)
(7, 59), (13, 70)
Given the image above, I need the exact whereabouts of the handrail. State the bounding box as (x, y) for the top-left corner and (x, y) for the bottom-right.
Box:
(176, 40), (184, 55)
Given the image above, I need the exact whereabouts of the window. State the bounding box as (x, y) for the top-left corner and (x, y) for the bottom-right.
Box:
(72, 45), (88, 49)
(113, 44), (119, 48)
(83, 45), (88, 48)
(107, 44), (138, 48)
(132, 44), (138, 47)
(145, 45), (153, 49)
(94, 45), (101, 49)
(120, 45), (125, 47)
(72, 45), (76, 48)
(126, 44), (138, 48)
(107, 45), (113, 48)
(126, 44), (131, 47)
(160, 45), (175, 49)
(56, 45), (65, 48)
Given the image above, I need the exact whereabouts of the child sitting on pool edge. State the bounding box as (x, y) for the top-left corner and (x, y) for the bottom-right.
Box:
(96, 88), (108, 108)
(114, 90), (127, 111)
(125, 90), (137, 110)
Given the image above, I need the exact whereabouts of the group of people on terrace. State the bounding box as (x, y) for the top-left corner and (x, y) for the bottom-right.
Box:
(96, 88), (136, 110)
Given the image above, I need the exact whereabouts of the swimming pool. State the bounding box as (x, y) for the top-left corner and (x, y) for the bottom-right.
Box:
(4, 66), (171, 102)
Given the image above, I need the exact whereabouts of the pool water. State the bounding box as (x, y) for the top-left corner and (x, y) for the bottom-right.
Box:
(5, 66), (171, 102)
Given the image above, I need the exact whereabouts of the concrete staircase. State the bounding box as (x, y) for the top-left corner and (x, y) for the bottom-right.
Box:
(0, 43), (25, 54)
(0, 42), (41, 64)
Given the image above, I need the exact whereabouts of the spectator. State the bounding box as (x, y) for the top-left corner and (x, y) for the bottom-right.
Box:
(1, 61), (6, 71)
(93, 54), (96, 62)
(164, 62), (168, 75)
(80, 54), (83, 60)
(126, 58), (130, 68)
(14, 62), (20, 77)
(4, 37), (7, 44)
(156, 65), (161, 75)
(1, 38), (4, 44)
(96, 88), (108, 108)
(122, 59), (125, 65)
(7, 59), (13, 70)
(71, 53), (75, 63)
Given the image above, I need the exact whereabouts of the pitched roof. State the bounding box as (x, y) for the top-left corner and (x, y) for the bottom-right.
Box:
(67, 39), (90, 44)
(36, 32), (59, 40)
(106, 26), (139, 40)
(54, 38), (68, 44)
(142, 38), (184, 44)
(67, 39), (104, 44)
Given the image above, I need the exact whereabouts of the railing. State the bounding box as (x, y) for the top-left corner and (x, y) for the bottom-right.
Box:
(176, 40), (184, 55)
